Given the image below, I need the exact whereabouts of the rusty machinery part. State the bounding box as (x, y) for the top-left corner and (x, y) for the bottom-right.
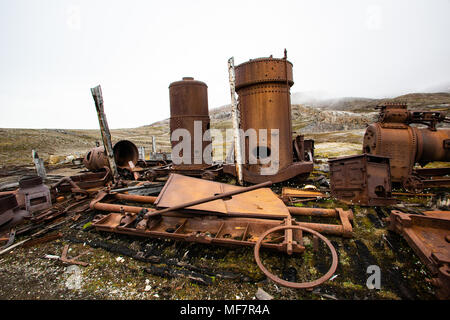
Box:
(16, 175), (52, 213)
(293, 135), (314, 162)
(51, 168), (111, 196)
(386, 210), (450, 299)
(94, 213), (291, 250)
(223, 53), (313, 184)
(363, 104), (450, 182)
(83, 140), (139, 171)
(18, 175), (43, 189)
(169, 77), (211, 170)
(402, 175), (425, 193)
(0, 194), (31, 233)
(90, 194), (353, 237)
(253, 225), (338, 289)
(288, 207), (354, 238)
(1, 228), (16, 249)
(328, 154), (397, 206)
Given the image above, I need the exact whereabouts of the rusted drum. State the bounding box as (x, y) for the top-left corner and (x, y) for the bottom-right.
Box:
(236, 58), (294, 174)
(83, 140), (139, 171)
(169, 77), (211, 169)
(363, 123), (417, 182)
(226, 55), (312, 183)
(416, 128), (450, 163)
(113, 140), (139, 168)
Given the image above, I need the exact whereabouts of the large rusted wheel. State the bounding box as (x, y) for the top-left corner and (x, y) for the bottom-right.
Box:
(254, 225), (338, 289)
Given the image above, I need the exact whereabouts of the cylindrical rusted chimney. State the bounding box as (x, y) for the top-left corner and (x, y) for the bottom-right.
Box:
(169, 77), (211, 169)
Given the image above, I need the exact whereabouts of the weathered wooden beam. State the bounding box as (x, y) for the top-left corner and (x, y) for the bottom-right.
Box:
(32, 150), (47, 179)
(90, 85), (119, 182)
(228, 57), (243, 186)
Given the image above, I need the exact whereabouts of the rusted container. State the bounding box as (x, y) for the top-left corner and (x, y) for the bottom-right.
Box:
(223, 54), (313, 183)
(169, 77), (211, 170)
(328, 154), (396, 206)
(363, 103), (450, 182)
(16, 175), (52, 213)
(83, 140), (139, 171)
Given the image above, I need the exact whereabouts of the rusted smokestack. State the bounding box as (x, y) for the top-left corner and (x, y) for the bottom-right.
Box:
(223, 52), (313, 183)
(169, 77), (211, 170)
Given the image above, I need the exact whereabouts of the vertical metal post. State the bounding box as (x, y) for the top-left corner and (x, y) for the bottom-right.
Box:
(90, 85), (119, 182)
(138, 146), (145, 160)
(228, 57), (244, 185)
(152, 135), (156, 154)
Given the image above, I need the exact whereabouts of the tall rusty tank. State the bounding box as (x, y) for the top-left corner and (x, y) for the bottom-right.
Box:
(223, 53), (313, 183)
(363, 103), (450, 183)
(169, 77), (211, 170)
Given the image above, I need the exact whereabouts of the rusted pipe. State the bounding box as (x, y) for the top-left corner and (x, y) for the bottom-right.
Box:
(295, 222), (348, 237)
(113, 193), (157, 204)
(288, 206), (353, 220)
(92, 202), (150, 214)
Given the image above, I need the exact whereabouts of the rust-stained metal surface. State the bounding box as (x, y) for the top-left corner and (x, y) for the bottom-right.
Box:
(51, 169), (110, 195)
(363, 103), (450, 185)
(386, 210), (450, 299)
(169, 77), (211, 170)
(94, 213), (302, 250)
(281, 187), (326, 202)
(83, 140), (139, 171)
(0, 194), (30, 234)
(223, 52), (314, 184)
(328, 154), (396, 206)
(288, 207), (354, 238)
(154, 174), (289, 218)
(16, 176), (52, 213)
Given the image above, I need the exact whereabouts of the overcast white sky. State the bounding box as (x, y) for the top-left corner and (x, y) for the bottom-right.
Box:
(1, 0), (449, 129)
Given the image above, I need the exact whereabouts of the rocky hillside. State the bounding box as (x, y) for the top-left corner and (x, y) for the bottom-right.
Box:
(1, 92), (449, 166)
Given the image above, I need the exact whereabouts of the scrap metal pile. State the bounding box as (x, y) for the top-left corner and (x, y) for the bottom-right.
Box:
(1, 53), (449, 299)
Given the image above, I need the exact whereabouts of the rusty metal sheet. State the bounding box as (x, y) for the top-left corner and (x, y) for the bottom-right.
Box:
(154, 174), (289, 218)
(386, 210), (450, 299)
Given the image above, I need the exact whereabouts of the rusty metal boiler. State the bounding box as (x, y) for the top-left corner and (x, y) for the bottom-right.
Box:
(363, 103), (450, 183)
(169, 77), (211, 170)
(223, 54), (313, 183)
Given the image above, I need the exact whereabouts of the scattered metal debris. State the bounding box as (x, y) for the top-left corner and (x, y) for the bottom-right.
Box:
(386, 210), (450, 299)
(59, 244), (91, 267)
